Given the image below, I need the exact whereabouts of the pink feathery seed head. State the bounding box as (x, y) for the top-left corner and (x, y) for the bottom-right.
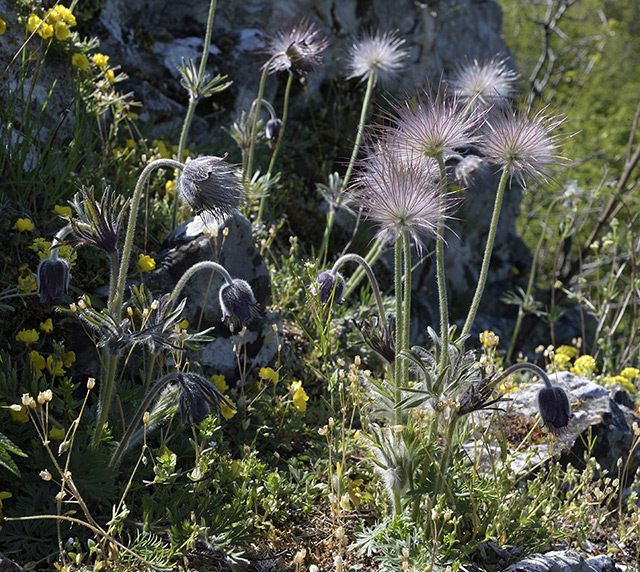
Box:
(345, 29), (410, 86)
(449, 56), (519, 108)
(386, 81), (486, 162)
(261, 17), (329, 76)
(352, 142), (455, 249)
(477, 106), (567, 185)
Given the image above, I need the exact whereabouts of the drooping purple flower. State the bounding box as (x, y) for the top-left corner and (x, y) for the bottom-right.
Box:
(537, 385), (573, 434)
(178, 155), (243, 218)
(261, 18), (329, 76)
(219, 278), (261, 330)
(310, 271), (345, 307)
(345, 29), (409, 86)
(177, 372), (234, 425)
(37, 254), (69, 304)
(477, 107), (566, 184)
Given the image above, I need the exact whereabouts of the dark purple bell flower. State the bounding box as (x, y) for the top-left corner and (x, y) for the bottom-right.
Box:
(37, 255), (69, 304)
(537, 385), (573, 434)
(311, 271), (345, 307)
(219, 278), (260, 330)
(265, 118), (283, 148)
(177, 372), (233, 425)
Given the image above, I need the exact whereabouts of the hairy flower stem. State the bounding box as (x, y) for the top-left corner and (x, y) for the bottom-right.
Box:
(246, 54), (279, 187)
(506, 197), (560, 364)
(435, 155), (450, 370)
(461, 167), (510, 339)
(108, 373), (181, 468)
(394, 238), (404, 425)
(344, 236), (384, 298)
(169, 260), (233, 309)
(257, 71), (294, 222)
(402, 231), (411, 389)
(331, 253), (387, 329)
(318, 71), (377, 266)
(93, 158), (185, 447)
(172, 0), (218, 229)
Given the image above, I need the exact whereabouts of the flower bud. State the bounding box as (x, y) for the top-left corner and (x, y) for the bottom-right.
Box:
(219, 278), (260, 330)
(537, 385), (573, 433)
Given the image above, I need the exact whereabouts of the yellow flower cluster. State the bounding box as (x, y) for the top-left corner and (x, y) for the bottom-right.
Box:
(290, 380), (309, 412)
(29, 350), (75, 377)
(602, 375), (635, 393)
(571, 354), (597, 377)
(28, 5), (76, 41)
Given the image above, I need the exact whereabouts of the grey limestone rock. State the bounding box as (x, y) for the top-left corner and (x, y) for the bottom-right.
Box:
(503, 550), (617, 572)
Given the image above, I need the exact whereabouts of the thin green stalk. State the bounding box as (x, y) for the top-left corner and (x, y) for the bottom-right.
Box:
(93, 158), (185, 447)
(318, 71), (377, 266)
(435, 155), (450, 370)
(394, 237), (404, 425)
(461, 167), (511, 339)
(246, 54), (279, 186)
(331, 253), (387, 329)
(257, 71), (294, 222)
(171, 0), (218, 229)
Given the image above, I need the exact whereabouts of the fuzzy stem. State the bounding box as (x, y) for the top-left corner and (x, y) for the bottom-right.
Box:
(172, 0), (218, 228)
(108, 373), (180, 468)
(344, 236), (384, 298)
(394, 237), (404, 424)
(168, 260), (234, 309)
(246, 55), (279, 186)
(402, 231), (412, 389)
(92, 158), (185, 447)
(318, 72), (377, 266)
(435, 155), (450, 370)
(461, 167), (510, 339)
(330, 253), (387, 329)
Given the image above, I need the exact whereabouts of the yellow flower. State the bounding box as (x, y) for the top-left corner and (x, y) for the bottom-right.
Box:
(221, 399), (237, 420)
(92, 53), (109, 70)
(0, 18), (6, 35)
(28, 14), (42, 34)
(571, 355), (597, 377)
(16, 329), (39, 344)
(125, 138), (136, 149)
(14, 218), (34, 231)
(39, 318), (53, 333)
(62, 351), (76, 367)
(19, 274), (37, 293)
(178, 318), (189, 329)
(52, 5), (76, 27)
(479, 330), (499, 348)
(54, 22), (70, 41)
(30, 351), (46, 376)
(165, 180), (176, 194)
(46, 356), (65, 377)
(620, 367), (640, 379)
(555, 345), (578, 359)
(9, 405), (29, 423)
(72, 53), (89, 70)
(211, 374), (228, 393)
(40, 22), (54, 39)
(603, 375), (634, 393)
(138, 253), (156, 272)
(153, 139), (171, 159)
(105, 69), (115, 83)
(49, 426), (65, 441)
(54, 204), (72, 217)
(260, 367), (279, 384)
(290, 381), (309, 412)
(552, 353), (571, 371)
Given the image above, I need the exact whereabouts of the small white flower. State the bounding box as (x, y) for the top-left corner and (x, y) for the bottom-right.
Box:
(39, 469), (52, 481)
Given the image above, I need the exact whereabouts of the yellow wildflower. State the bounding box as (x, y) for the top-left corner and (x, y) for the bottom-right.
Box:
(138, 253), (156, 272)
(14, 218), (34, 231)
(28, 14), (42, 34)
(165, 179), (176, 194)
(221, 399), (237, 420)
(62, 351), (76, 367)
(72, 53), (89, 70)
(125, 139), (136, 149)
(54, 204), (72, 217)
(19, 274), (37, 293)
(0, 18), (6, 35)
(46, 356), (65, 377)
(211, 374), (228, 393)
(9, 405), (29, 423)
(40, 22), (53, 39)
(260, 367), (279, 384)
(620, 367), (640, 379)
(105, 69), (115, 83)
(552, 353), (571, 371)
(571, 355), (597, 377)
(153, 139), (171, 159)
(54, 22), (69, 41)
(30, 351), (46, 376)
(39, 318), (53, 333)
(16, 329), (39, 344)
(603, 375), (634, 393)
(556, 345), (578, 359)
(51, 5), (76, 27)
(92, 53), (109, 70)
(49, 426), (65, 441)
(290, 381), (309, 412)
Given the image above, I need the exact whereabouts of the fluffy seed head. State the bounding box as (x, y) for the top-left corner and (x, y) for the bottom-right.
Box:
(352, 143), (450, 247)
(261, 18), (329, 76)
(477, 107), (566, 184)
(386, 83), (485, 163)
(345, 29), (409, 86)
(450, 56), (519, 108)
(178, 155), (243, 219)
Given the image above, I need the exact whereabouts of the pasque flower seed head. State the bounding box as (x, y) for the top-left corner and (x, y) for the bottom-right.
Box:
(450, 56), (519, 108)
(345, 29), (409, 86)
